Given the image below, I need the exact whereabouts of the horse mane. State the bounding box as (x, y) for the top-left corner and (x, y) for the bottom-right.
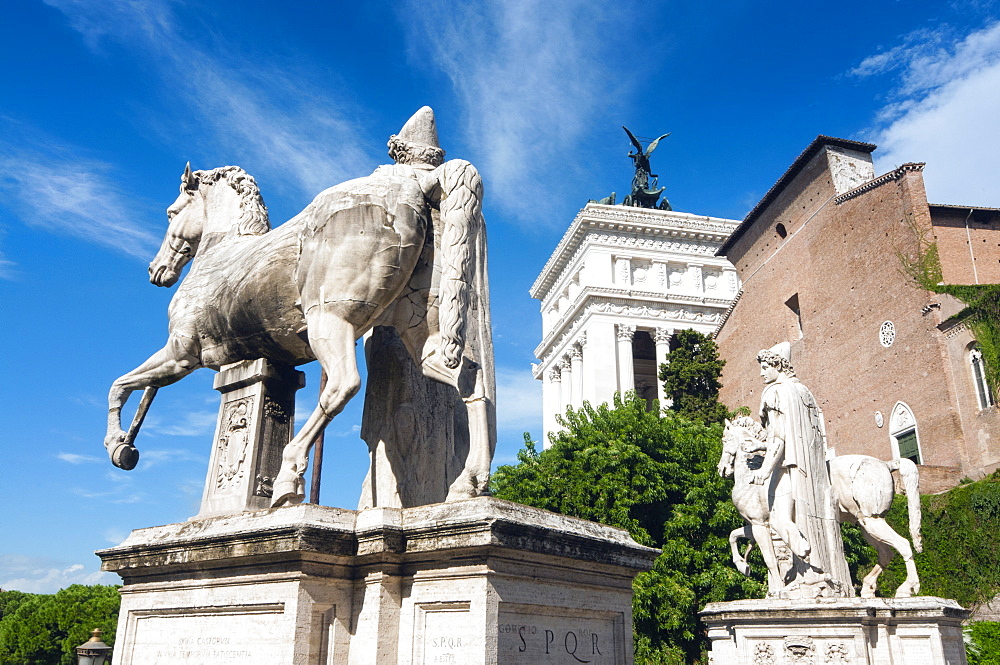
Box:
(194, 166), (270, 236)
(732, 415), (766, 441)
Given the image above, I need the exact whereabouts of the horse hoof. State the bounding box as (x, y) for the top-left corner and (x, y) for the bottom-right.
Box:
(271, 490), (304, 508)
(270, 477), (304, 508)
(111, 442), (139, 470)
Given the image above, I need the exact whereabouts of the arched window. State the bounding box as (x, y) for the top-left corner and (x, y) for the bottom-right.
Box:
(889, 401), (921, 465)
(970, 347), (995, 410)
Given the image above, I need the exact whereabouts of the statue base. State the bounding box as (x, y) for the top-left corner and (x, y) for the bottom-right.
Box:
(98, 497), (657, 665)
(701, 597), (969, 665)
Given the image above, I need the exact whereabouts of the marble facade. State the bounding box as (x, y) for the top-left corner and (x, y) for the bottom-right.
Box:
(531, 203), (740, 443)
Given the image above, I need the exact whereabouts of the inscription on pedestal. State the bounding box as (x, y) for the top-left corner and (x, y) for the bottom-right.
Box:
(129, 605), (284, 664)
(415, 602), (474, 665)
(498, 610), (618, 664)
(900, 637), (933, 665)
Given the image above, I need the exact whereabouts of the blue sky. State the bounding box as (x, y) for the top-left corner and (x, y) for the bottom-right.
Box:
(2, 0), (999, 593)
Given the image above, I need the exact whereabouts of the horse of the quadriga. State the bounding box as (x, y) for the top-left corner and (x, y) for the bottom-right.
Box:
(103, 159), (493, 507)
(719, 416), (923, 598)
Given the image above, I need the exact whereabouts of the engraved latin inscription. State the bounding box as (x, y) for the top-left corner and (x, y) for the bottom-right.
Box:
(131, 607), (284, 664)
(498, 611), (617, 664)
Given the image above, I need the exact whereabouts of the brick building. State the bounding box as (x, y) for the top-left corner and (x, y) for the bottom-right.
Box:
(715, 136), (1000, 492)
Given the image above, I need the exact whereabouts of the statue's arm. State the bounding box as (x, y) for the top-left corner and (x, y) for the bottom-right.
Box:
(753, 392), (785, 485)
(432, 159), (484, 369)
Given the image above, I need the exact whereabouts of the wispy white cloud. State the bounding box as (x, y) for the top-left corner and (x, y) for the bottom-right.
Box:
(494, 365), (542, 435)
(853, 21), (1000, 206)
(0, 126), (162, 257)
(137, 447), (206, 470)
(0, 555), (116, 594)
(57, 452), (103, 464)
(45, 0), (370, 197)
(144, 409), (218, 437)
(70, 469), (145, 503)
(400, 0), (633, 226)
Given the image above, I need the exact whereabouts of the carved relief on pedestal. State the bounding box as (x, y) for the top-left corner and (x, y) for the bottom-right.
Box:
(752, 642), (775, 665)
(784, 637), (815, 664)
(825, 643), (850, 662)
(216, 396), (254, 493)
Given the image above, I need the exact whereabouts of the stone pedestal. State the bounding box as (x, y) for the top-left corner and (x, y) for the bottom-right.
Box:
(98, 497), (658, 665)
(701, 597), (969, 665)
(196, 359), (305, 519)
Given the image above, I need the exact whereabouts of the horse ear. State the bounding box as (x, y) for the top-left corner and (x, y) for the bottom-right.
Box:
(183, 161), (192, 185)
(724, 418), (732, 427)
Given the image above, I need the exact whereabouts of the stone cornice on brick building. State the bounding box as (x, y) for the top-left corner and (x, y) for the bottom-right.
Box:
(834, 162), (926, 204)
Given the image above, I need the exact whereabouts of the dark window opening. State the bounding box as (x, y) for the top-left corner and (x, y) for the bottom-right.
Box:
(776, 223), (788, 238)
(785, 294), (803, 339)
(633, 330), (658, 412)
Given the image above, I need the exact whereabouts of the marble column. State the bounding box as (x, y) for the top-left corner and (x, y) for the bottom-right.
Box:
(560, 357), (573, 410)
(543, 367), (561, 444)
(569, 345), (584, 409)
(654, 327), (673, 407)
(616, 324), (635, 395)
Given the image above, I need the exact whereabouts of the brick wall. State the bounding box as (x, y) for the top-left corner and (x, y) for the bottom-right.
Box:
(717, 147), (997, 486)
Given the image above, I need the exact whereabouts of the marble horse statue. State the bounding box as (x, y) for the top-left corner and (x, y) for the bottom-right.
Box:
(103, 107), (495, 507)
(720, 416), (923, 598)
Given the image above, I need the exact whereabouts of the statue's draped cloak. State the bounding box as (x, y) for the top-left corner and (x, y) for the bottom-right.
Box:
(760, 376), (852, 593)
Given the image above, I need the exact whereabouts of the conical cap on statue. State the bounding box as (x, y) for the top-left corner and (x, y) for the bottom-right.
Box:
(397, 106), (440, 149)
(769, 341), (791, 364)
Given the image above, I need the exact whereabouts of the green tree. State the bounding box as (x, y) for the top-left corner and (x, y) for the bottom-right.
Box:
(491, 393), (763, 664)
(0, 585), (119, 665)
(659, 330), (728, 425)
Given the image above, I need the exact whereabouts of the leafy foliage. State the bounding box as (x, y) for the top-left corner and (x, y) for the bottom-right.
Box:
(491, 393), (763, 664)
(658, 330), (728, 426)
(0, 585), (119, 665)
(937, 284), (1000, 399)
(968, 622), (1000, 665)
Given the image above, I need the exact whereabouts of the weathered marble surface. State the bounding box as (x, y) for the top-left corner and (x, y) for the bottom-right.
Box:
(720, 341), (924, 599)
(102, 106), (495, 510)
(99, 498), (658, 665)
(195, 359), (304, 519)
(702, 596), (969, 665)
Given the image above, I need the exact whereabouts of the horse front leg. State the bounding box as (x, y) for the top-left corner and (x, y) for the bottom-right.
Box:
(271, 313), (360, 507)
(729, 524), (754, 575)
(105, 336), (201, 469)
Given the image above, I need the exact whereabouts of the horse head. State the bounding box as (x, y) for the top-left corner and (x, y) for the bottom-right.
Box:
(149, 164), (269, 287)
(720, 416), (766, 478)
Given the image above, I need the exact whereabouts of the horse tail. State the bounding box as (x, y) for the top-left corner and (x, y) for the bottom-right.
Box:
(897, 457), (923, 553)
(436, 159), (484, 369)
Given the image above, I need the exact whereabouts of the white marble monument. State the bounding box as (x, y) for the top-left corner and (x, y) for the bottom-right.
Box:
(530, 202), (740, 443)
(98, 108), (655, 665)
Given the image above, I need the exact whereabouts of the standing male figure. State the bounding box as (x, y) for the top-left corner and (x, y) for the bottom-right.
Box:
(753, 342), (852, 597)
